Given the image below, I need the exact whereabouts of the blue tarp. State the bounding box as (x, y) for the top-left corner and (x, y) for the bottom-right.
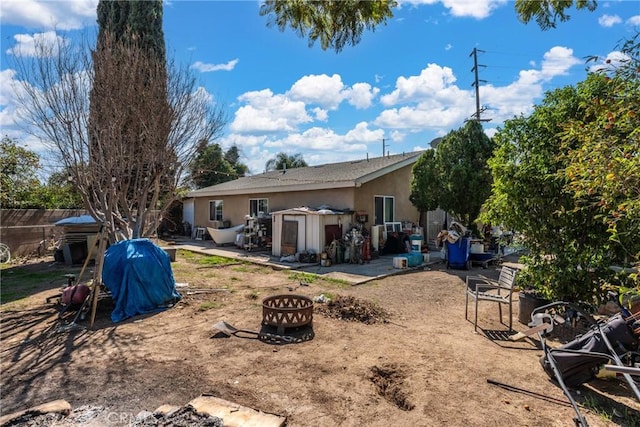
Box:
(102, 239), (181, 322)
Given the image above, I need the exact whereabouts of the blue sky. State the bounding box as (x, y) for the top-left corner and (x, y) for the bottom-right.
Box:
(1, 0), (639, 176)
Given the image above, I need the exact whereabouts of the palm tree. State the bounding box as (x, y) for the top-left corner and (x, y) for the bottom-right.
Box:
(265, 152), (308, 171)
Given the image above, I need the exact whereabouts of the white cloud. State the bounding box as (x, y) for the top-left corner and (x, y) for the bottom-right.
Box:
(0, 0), (97, 30)
(598, 14), (622, 27)
(627, 15), (640, 26)
(229, 121), (385, 171)
(442, 0), (507, 18)
(444, 43), (453, 51)
(312, 107), (328, 121)
(479, 47), (579, 122)
(6, 31), (66, 57)
(539, 46), (581, 79)
(191, 59), (239, 73)
(375, 62), (477, 130)
(380, 63), (459, 105)
(0, 69), (19, 106)
(288, 74), (346, 109)
(345, 83), (379, 109)
(375, 105), (468, 130)
(0, 68), (51, 153)
(344, 122), (384, 143)
(374, 46), (581, 132)
(390, 130), (406, 143)
(400, 0), (507, 19)
(230, 89), (312, 133)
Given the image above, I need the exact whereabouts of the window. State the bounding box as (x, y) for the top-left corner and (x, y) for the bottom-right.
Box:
(374, 196), (395, 225)
(249, 198), (269, 216)
(209, 200), (223, 222)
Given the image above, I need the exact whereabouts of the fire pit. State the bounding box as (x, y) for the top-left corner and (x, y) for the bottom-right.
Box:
(262, 294), (313, 335)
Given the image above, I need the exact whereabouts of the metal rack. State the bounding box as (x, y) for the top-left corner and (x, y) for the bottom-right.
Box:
(244, 216), (269, 251)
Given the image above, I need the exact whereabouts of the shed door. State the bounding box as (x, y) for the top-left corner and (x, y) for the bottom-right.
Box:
(281, 220), (298, 256)
(325, 224), (342, 245)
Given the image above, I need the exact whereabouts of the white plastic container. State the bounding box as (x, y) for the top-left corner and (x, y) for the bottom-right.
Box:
(393, 257), (408, 269)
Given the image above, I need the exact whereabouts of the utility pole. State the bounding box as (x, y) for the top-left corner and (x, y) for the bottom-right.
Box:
(469, 48), (491, 122)
(382, 138), (386, 157)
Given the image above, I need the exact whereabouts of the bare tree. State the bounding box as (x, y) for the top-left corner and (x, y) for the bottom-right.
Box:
(10, 32), (226, 243)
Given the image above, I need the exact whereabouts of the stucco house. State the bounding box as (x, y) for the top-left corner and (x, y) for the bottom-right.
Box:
(183, 151), (445, 254)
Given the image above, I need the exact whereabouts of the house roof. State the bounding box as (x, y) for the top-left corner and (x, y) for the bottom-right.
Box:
(187, 151), (424, 197)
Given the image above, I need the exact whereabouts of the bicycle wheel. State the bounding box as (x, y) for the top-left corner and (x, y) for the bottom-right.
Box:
(0, 243), (11, 264)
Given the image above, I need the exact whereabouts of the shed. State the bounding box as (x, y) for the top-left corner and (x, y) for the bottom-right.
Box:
(271, 207), (353, 257)
(54, 215), (101, 265)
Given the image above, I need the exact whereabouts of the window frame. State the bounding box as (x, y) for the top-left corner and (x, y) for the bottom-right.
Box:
(249, 198), (269, 217)
(208, 199), (223, 222)
(374, 195), (395, 225)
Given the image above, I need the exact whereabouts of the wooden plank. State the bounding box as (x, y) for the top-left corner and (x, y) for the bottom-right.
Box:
(509, 322), (552, 341)
(90, 232), (108, 328)
(188, 395), (286, 427)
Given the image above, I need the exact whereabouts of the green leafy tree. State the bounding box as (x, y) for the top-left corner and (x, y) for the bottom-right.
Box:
(265, 152), (308, 171)
(260, 0), (397, 52)
(435, 121), (494, 229)
(515, 0), (597, 30)
(0, 136), (41, 208)
(483, 38), (639, 302)
(188, 141), (237, 189)
(42, 169), (84, 209)
(224, 144), (249, 178)
(260, 0), (597, 52)
(410, 149), (440, 226)
(562, 36), (640, 267)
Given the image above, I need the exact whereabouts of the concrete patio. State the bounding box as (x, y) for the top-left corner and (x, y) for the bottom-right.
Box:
(163, 237), (443, 285)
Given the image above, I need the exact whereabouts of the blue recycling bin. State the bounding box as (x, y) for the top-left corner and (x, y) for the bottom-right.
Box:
(446, 237), (471, 270)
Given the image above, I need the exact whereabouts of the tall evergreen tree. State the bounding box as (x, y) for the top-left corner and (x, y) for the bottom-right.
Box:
(89, 0), (171, 238)
(10, 0), (225, 242)
(96, 0), (166, 62)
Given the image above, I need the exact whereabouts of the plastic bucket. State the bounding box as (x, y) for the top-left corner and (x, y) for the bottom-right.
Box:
(409, 234), (423, 253)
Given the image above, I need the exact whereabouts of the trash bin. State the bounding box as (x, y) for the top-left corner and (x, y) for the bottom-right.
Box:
(446, 237), (471, 270)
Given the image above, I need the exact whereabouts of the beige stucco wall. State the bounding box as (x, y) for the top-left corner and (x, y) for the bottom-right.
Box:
(192, 188), (356, 229)
(355, 164), (420, 228)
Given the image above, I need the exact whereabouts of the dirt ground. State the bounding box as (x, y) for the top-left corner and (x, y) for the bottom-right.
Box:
(1, 250), (639, 427)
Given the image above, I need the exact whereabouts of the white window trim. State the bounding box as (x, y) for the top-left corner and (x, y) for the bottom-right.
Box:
(209, 199), (223, 222)
(249, 198), (269, 216)
(374, 195), (395, 225)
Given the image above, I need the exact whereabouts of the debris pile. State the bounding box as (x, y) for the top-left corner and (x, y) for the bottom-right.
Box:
(2, 412), (65, 426)
(133, 406), (223, 426)
(316, 295), (390, 324)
